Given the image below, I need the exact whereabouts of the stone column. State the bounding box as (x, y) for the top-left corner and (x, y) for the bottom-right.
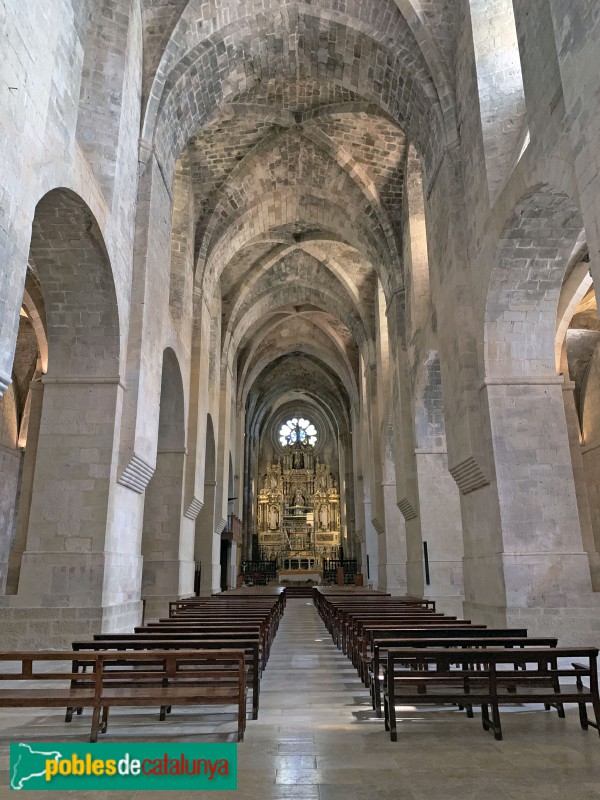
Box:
(363, 366), (381, 588)
(414, 449), (464, 617)
(5, 380), (43, 595)
(338, 431), (354, 558)
(118, 154), (172, 495)
(350, 404), (366, 571)
(562, 381), (600, 589)
(386, 294), (420, 598)
(480, 377), (599, 642)
(141, 448), (186, 618)
(18, 378), (120, 602)
(195, 481), (220, 595)
(6, 377), (144, 644)
(214, 365), (233, 531)
(0, 444), (22, 594)
(228, 541), (238, 591)
(379, 476), (408, 594)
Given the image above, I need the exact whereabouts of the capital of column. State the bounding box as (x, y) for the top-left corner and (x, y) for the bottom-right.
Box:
(42, 374), (126, 389)
(479, 375), (564, 390)
(157, 447), (188, 455)
(414, 447), (447, 455)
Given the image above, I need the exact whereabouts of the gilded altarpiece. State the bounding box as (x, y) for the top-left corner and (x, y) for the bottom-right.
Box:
(257, 438), (340, 575)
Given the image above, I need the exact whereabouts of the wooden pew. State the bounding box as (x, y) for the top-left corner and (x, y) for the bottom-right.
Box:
(137, 624), (266, 663)
(312, 587), (392, 619)
(316, 596), (434, 640)
(213, 588), (286, 611)
(0, 650), (247, 742)
(345, 612), (455, 660)
(0, 651), (99, 733)
(341, 614), (467, 656)
(313, 590), (429, 619)
(82, 594), (281, 717)
(170, 597), (284, 628)
(383, 646), (600, 742)
(340, 609), (446, 653)
(79, 636), (262, 719)
(318, 600), (438, 642)
(335, 610), (446, 652)
(92, 649), (246, 742)
(356, 624), (489, 680)
(283, 586), (314, 599)
(163, 611), (278, 653)
(370, 634), (557, 716)
(138, 622), (269, 664)
(168, 606), (279, 632)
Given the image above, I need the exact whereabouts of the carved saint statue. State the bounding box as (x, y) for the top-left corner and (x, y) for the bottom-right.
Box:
(319, 504), (328, 529)
(269, 505), (279, 530)
(293, 489), (304, 513)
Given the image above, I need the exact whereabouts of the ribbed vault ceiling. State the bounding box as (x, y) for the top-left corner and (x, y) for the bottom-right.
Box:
(144, 0), (457, 442)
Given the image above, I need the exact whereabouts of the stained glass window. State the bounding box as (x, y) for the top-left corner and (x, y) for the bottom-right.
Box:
(279, 417), (317, 447)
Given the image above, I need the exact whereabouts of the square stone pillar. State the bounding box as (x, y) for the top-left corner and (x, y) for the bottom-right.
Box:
(404, 513), (425, 600)
(476, 378), (600, 643)
(227, 541), (238, 591)
(17, 379), (121, 604)
(0, 444), (21, 594)
(5, 380), (43, 594)
(141, 448), (189, 618)
(363, 500), (379, 589)
(2, 377), (143, 646)
(195, 481), (220, 595)
(415, 450), (465, 617)
(562, 381), (600, 589)
(377, 479), (408, 594)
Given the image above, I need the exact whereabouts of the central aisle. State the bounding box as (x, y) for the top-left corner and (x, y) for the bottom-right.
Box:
(256, 596), (366, 733)
(237, 596), (389, 800)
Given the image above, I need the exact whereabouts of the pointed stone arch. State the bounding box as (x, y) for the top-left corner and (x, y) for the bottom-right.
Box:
(7, 189), (126, 638)
(485, 187), (584, 380)
(476, 186), (595, 634)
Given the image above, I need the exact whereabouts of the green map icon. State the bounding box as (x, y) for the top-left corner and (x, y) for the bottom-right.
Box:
(11, 743), (63, 790)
